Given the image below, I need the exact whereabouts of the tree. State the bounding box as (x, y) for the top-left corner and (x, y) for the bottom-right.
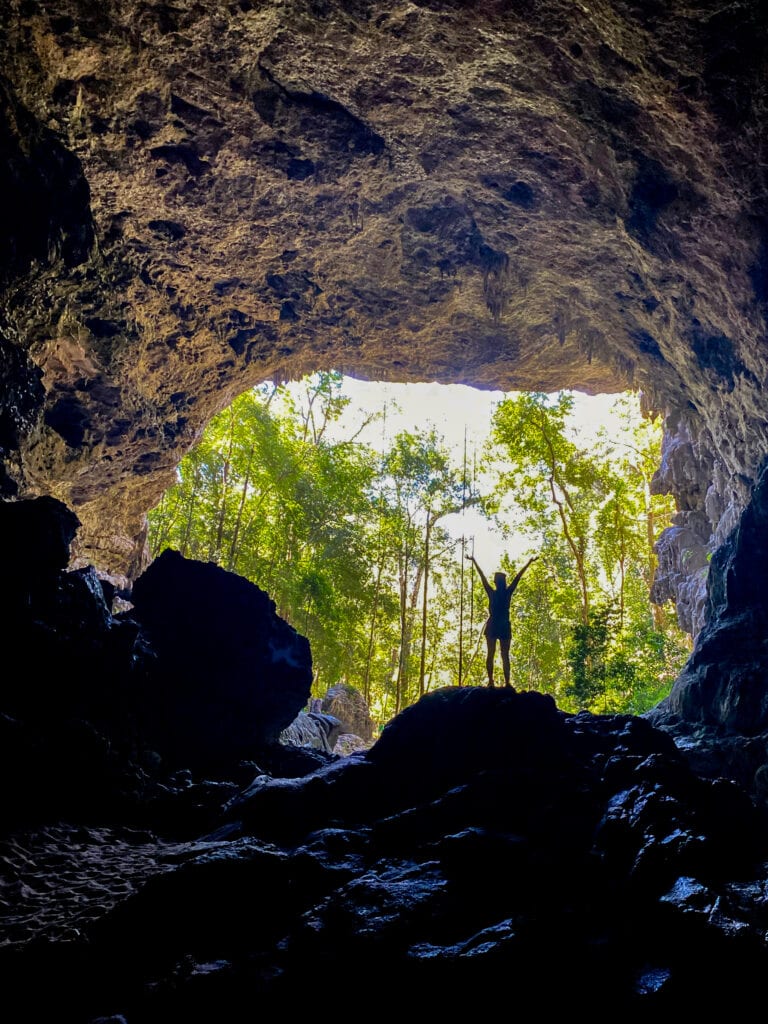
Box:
(487, 389), (690, 712)
(149, 375), (382, 691)
(378, 428), (476, 711)
(490, 392), (605, 626)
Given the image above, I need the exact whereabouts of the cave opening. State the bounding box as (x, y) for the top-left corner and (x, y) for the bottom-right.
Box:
(146, 372), (691, 730)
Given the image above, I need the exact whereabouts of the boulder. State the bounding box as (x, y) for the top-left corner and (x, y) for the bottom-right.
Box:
(279, 711), (343, 754)
(321, 683), (374, 742)
(129, 549), (314, 773)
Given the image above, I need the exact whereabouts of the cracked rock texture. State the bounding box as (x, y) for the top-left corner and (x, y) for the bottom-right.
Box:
(1, 0), (767, 642)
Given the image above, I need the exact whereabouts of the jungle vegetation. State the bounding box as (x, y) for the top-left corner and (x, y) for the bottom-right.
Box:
(147, 372), (692, 729)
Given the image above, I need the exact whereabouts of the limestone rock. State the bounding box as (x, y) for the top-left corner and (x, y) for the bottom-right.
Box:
(648, 459), (768, 759)
(279, 710), (343, 754)
(0, 498), (314, 824)
(321, 682), (374, 742)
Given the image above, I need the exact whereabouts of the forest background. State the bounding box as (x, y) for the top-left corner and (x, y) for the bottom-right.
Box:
(148, 372), (692, 730)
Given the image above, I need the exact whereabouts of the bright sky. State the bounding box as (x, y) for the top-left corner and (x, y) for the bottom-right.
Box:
(318, 376), (630, 570)
(336, 377), (622, 450)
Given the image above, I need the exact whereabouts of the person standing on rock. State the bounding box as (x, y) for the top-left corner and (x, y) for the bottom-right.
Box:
(467, 553), (538, 688)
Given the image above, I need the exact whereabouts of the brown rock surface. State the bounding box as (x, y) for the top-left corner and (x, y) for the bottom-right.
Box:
(1, 0), (766, 633)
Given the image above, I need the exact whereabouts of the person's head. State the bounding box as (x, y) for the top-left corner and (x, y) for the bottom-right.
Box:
(494, 571), (506, 588)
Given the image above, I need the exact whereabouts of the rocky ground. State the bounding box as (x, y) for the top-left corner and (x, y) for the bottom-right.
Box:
(3, 687), (768, 1021)
(3, 469), (768, 1022)
(0, 824), (225, 949)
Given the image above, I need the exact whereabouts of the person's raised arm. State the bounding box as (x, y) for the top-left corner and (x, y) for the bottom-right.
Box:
(466, 554), (493, 597)
(508, 555), (539, 592)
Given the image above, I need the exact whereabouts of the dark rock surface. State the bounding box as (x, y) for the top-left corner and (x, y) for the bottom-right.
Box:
(3, 687), (768, 1020)
(0, 496), (313, 831)
(129, 548), (313, 771)
(2, 472), (768, 1021)
(647, 457), (768, 793)
(279, 709), (343, 753)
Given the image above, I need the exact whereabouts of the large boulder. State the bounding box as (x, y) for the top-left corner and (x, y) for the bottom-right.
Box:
(321, 683), (375, 742)
(279, 710), (343, 754)
(129, 548), (313, 773)
(0, 502), (314, 825)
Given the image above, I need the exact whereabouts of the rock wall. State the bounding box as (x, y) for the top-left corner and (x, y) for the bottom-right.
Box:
(1, 0), (767, 636)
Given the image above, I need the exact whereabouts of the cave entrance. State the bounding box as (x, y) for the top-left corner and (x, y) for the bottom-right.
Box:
(147, 374), (691, 729)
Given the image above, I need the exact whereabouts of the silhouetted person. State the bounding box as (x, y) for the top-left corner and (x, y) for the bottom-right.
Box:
(467, 553), (538, 688)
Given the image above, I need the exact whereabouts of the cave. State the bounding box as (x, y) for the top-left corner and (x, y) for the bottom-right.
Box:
(2, 1), (768, 1017)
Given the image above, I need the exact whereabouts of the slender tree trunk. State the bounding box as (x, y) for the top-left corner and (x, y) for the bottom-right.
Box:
(364, 557), (384, 705)
(425, 608), (441, 693)
(150, 492), (181, 557)
(618, 551), (626, 630)
(458, 535), (466, 685)
(395, 540), (408, 715)
(211, 411), (235, 561)
(179, 473), (200, 557)
(458, 432), (468, 685)
(541, 417), (590, 625)
(402, 562), (425, 705)
(396, 541), (427, 713)
(226, 447), (254, 571)
(418, 517), (432, 698)
(548, 472), (589, 624)
(644, 478), (666, 631)
(382, 647), (398, 723)
(266, 539), (280, 602)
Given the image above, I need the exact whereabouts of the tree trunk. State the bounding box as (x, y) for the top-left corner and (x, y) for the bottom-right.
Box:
(364, 557), (384, 705)
(179, 472), (200, 557)
(395, 538), (409, 715)
(418, 517), (432, 698)
(212, 410), (235, 561)
(644, 478), (665, 631)
(226, 446), (254, 571)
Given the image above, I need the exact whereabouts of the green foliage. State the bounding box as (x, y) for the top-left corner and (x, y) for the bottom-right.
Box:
(378, 426), (475, 711)
(565, 603), (635, 710)
(148, 377), (691, 729)
(564, 598), (690, 714)
(149, 374), (380, 688)
(487, 389), (690, 712)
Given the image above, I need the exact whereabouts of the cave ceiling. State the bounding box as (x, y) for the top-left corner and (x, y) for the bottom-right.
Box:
(0, 0), (767, 623)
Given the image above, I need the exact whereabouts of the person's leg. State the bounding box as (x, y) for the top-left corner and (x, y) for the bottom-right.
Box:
(485, 636), (495, 686)
(500, 638), (512, 688)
